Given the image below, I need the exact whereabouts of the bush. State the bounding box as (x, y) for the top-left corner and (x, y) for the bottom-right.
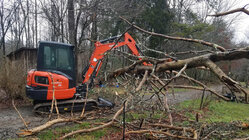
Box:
(0, 58), (28, 101)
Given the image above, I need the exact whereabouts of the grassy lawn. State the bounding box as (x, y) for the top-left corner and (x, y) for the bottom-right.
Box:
(179, 99), (249, 122)
(178, 99), (249, 139)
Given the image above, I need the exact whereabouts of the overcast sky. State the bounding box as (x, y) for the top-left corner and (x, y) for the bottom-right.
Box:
(226, 0), (249, 44)
(190, 0), (248, 44)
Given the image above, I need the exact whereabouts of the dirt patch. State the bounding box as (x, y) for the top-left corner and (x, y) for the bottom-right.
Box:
(0, 128), (17, 140)
(0, 105), (46, 139)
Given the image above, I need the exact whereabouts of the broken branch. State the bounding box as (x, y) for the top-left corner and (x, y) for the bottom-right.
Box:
(135, 70), (149, 92)
(12, 100), (28, 130)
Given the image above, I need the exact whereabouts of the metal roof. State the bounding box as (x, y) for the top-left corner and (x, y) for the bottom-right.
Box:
(39, 41), (73, 47)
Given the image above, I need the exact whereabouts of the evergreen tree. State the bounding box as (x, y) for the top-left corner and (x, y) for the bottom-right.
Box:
(136, 0), (175, 57)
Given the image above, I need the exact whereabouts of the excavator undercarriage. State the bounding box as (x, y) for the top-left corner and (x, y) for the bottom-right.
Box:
(33, 98), (114, 113)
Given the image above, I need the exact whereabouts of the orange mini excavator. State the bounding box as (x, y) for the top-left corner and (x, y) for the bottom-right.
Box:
(26, 33), (150, 112)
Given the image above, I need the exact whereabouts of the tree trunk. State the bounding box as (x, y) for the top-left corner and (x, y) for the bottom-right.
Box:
(35, 0), (38, 47)
(67, 0), (77, 82)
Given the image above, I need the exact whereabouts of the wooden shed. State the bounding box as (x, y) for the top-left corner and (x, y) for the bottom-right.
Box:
(7, 47), (38, 71)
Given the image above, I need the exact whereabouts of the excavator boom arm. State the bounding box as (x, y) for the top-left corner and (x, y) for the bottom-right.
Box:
(82, 33), (150, 84)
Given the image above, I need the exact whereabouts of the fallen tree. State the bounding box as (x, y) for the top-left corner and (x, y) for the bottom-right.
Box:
(109, 47), (249, 78)
(108, 46), (249, 102)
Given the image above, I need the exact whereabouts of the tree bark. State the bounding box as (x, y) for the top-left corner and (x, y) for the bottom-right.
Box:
(67, 0), (78, 82)
(67, 0), (75, 46)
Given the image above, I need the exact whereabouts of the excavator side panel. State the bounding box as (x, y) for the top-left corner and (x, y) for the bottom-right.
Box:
(26, 71), (76, 100)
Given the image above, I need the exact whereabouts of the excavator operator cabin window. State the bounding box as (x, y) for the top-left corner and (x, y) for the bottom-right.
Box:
(43, 45), (73, 71)
(44, 46), (53, 67)
(57, 48), (71, 70)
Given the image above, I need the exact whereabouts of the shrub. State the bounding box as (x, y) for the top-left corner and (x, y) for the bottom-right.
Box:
(0, 58), (28, 101)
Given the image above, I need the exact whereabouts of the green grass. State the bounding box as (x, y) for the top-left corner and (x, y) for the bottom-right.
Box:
(179, 99), (249, 122)
(168, 88), (191, 93)
(124, 111), (164, 122)
(240, 82), (247, 87)
(37, 121), (120, 140)
(208, 101), (249, 122)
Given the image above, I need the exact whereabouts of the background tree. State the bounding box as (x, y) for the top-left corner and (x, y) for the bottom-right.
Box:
(0, 0), (247, 83)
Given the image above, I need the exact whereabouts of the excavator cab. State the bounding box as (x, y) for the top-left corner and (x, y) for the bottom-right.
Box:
(26, 41), (77, 101)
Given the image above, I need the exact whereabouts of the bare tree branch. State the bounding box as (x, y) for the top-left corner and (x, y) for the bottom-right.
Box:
(208, 6), (249, 17)
(119, 16), (226, 52)
(173, 72), (230, 101)
(135, 70), (148, 92)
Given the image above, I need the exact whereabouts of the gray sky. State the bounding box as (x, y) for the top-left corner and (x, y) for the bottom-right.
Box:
(226, 0), (249, 43)
(191, 0), (249, 44)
